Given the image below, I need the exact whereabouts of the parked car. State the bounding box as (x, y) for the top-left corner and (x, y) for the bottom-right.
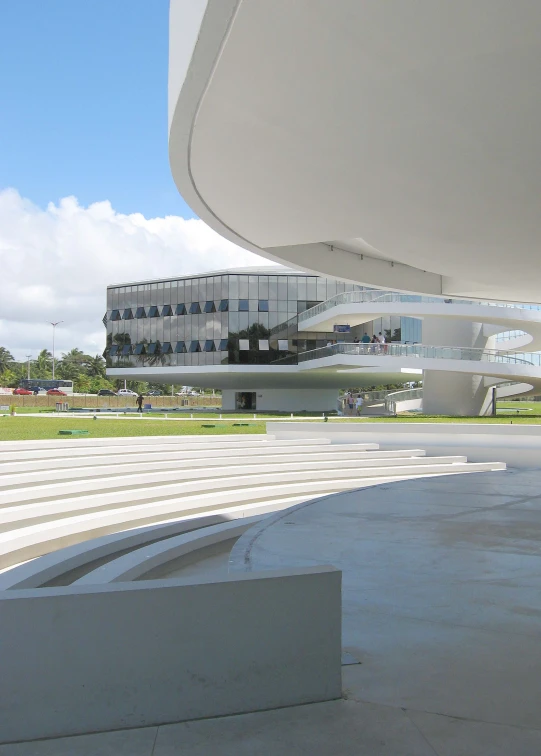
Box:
(97, 389), (116, 396)
(47, 389), (67, 396)
(117, 389), (138, 397)
(146, 390), (163, 396)
(13, 388), (32, 395)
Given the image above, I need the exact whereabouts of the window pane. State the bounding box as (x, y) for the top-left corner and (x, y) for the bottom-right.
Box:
(111, 309), (121, 321)
(176, 303), (186, 315)
(189, 302), (201, 315)
(110, 345), (119, 356)
(218, 299), (229, 312)
(134, 343), (145, 355)
(258, 339), (270, 350)
(278, 339), (288, 350)
(258, 300), (269, 312)
(122, 308), (133, 320)
(175, 341), (187, 353)
(204, 339), (216, 352)
(189, 340), (201, 352)
(204, 301), (216, 313)
(219, 338), (229, 351)
(148, 306), (160, 318)
(147, 342), (158, 355)
(162, 305), (173, 316)
(239, 339), (250, 350)
(121, 344), (132, 356)
(239, 299), (249, 311)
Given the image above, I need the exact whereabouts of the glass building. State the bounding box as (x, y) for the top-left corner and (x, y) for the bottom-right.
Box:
(104, 268), (422, 370)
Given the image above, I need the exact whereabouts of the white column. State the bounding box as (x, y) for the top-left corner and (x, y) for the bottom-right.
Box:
(421, 316), (491, 416)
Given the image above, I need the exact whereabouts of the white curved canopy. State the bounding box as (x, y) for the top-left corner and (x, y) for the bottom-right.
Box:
(169, 0), (541, 303)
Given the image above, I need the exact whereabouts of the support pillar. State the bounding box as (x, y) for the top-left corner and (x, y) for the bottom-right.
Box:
(421, 316), (492, 416)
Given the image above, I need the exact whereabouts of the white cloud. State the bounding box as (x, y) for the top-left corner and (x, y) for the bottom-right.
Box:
(0, 189), (275, 360)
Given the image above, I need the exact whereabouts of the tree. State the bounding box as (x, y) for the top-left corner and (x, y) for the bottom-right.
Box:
(85, 355), (106, 378)
(0, 347), (14, 374)
(34, 349), (52, 378)
(0, 368), (17, 387)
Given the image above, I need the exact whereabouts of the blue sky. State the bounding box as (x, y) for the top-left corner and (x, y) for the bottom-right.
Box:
(0, 0), (195, 219)
(0, 2), (266, 360)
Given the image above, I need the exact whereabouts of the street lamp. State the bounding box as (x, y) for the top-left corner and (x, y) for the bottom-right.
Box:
(25, 355), (32, 380)
(48, 321), (63, 380)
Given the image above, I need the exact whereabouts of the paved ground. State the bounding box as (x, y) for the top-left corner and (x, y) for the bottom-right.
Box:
(4, 468), (541, 754)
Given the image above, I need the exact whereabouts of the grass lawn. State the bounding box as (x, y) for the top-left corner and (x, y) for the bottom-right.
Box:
(0, 416), (266, 441)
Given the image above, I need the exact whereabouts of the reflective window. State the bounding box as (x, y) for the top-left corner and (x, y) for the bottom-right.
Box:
(258, 339), (270, 350)
(204, 339), (216, 352)
(121, 344), (132, 356)
(175, 341), (187, 353)
(189, 302), (201, 314)
(110, 345), (119, 356)
(134, 344), (146, 355)
(135, 307), (146, 318)
(161, 342), (173, 354)
(278, 339), (289, 350)
(147, 343), (158, 355)
(239, 339), (250, 350)
(218, 299), (229, 312)
(148, 306), (160, 318)
(162, 305), (173, 316)
(111, 309), (121, 321)
(122, 308), (133, 320)
(258, 300), (269, 312)
(219, 338), (229, 351)
(176, 303), (187, 316)
(239, 299), (249, 311)
(189, 340), (201, 352)
(204, 301), (216, 313)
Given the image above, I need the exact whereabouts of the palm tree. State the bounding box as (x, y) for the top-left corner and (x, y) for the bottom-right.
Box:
(34, 349), (52, 378)
(0, 347), (14, 373)
(86, 355), (106, 378)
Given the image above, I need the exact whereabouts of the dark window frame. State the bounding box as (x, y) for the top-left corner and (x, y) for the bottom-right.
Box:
(189, 302), (202, 315)
(134, 344), (146, 355)
(122, 308), (133, 320)
(176, 303), (187, 316)
(218, 299), (229, 312)
(175, 341), (187, 353)
(161, 305), (173, 316)
(148, 305), (160, 318)
(239, 299), (249, 311)
(110, 309), (121, 321)
(258, 300), (269, 312)
(204, 339), (216, 352)
(204, 301), (216, 314)
(189, 340), (201, 353)
(135, 307), (147, 319)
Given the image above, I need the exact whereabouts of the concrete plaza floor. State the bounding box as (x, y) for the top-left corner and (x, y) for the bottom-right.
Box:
(3, 469), (541, 754)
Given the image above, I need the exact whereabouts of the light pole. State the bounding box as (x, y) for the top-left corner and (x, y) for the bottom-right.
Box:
(48, 321), (63, 380)
(26, 355), (32, 380)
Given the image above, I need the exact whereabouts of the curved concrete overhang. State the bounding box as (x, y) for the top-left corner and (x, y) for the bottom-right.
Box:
(169, 0), (541, 303)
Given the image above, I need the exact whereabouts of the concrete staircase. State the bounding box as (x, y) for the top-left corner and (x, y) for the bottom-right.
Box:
(0, 434), (505, 585)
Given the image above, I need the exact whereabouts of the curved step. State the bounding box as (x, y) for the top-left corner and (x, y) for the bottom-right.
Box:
(75, 518), (261, 585)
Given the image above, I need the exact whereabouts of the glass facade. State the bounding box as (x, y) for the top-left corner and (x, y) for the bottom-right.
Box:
(104, 271), (423, 369)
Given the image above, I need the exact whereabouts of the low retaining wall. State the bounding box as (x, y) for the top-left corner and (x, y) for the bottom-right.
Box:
(0, 566), (341, 743)
(266, 422), (541, 467)
(0, 395), (221, 410)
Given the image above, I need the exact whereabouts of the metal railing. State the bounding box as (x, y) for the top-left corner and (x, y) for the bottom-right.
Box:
(297, 289), (538, 325)
(296, 342), (536, 366)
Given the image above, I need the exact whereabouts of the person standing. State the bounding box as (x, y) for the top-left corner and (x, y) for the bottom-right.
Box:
(356, 395), (364, 416)
(136, 394), (144, 413)
(378, 332), (388, 354)
(347, 391), (354, 414)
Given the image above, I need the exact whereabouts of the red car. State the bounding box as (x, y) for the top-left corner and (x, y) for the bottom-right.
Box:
(46, 389), (67, 396)
(13, 388), (32, 395)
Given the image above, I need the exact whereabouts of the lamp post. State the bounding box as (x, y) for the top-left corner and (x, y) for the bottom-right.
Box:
(48, 321), (63, 380)
(26, 355), (32, 380)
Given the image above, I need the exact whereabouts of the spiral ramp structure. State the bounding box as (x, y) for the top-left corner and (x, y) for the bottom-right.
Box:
(291, 292), (541, 415)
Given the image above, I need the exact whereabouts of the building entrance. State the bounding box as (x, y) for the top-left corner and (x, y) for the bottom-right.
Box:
(235, 392), (256, 410)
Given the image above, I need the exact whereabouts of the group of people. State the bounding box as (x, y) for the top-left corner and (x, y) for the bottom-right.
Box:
(353, 332), (388, 354)
(343, 391), (364, 416)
